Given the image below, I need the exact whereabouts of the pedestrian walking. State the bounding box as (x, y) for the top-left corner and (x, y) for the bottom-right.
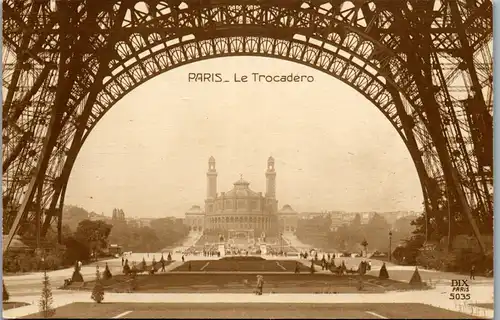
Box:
(160, 255), (166, 272)
(121, 257), (124, 266)
(255, 275), (264, 295)
(470, 265), (476, 280)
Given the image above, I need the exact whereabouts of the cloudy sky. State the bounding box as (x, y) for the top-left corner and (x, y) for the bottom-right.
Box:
(65, 57), (423, 218)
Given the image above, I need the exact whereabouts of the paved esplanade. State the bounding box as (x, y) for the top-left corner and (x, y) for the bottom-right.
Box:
(3, 250), (493, 319)
(3, 232), (494, 319)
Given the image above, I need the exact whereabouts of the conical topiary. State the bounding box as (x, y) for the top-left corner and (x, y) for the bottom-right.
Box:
(409, 266), (423, 285)
(379, 263), (389, 279)
(3, 281), (9, 301)
(39, 270), (55, 318)
(123, 260), (130, 275)
(103, 263), (112, 280)
(71, 261), (84, 283)
(141, 257), (147, 271)
(91, 266), (104, 303)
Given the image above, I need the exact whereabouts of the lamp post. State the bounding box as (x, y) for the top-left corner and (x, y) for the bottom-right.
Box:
(280, 232), (283, 255)
(389, 231), (393, 262)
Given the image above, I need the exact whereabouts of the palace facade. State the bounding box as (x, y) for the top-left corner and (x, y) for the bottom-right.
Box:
(184, 157), (298, 235)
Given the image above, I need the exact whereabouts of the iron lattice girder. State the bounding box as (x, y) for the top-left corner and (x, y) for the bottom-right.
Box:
(1, 0), (493, 251)
(69, 1), (491, 176)
(2, 1), (492, 119)
(48, 3), (434, 125)
(2, 0), (492, 55)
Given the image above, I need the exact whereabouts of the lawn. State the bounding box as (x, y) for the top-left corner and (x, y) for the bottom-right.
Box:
(3, 301), (29, 310)
(23, 302), (478, 319)
(63, 272), (428, 294)
(172, 260), (310, 272)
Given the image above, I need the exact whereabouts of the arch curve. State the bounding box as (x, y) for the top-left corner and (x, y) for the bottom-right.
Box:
(60, 32), (436, 238)
(71, 1), (430, 136)
(5, 0), (492, 253)
(58, 6), (439, 231)
(85, 35), (410, 144)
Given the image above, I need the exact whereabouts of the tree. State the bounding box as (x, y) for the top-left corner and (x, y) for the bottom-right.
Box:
(393, 216), (416, 234)
(363, 214), (391, 252)
(332, 224), (350, 251)
(108, 224), (163, 253)
(296, 215), (331, 249)
(75, 220), (112, 260)
(3, 281), (9, 301)
(64, 236), (91, 265)
(63, 205), (91, 231)
(391, 214), (427, 265)
(352, 214), (362, 227)
(91, 266), (104, 303)
(39, 270), (55, 318)
(149, 218), (189, 249)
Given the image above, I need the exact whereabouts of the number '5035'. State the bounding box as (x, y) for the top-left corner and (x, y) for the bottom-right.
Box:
(450, 293), (470, 300)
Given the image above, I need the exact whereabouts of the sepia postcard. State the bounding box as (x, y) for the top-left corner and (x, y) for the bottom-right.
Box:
(2, 0), (494, 319)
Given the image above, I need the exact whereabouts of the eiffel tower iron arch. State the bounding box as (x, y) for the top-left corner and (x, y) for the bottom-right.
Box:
(2, 0), (493, 254)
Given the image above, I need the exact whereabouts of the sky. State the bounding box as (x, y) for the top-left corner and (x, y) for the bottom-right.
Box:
(64, 56), (423, 218)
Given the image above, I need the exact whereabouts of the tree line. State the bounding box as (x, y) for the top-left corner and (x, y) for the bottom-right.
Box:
(296, 213), (415, 254)
(3, 205), (189, 273)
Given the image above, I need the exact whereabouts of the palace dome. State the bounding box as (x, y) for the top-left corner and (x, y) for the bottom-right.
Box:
(186, 205), (203, 214)
(224, 177), (260, 198)
(278, 204), (297, 215)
